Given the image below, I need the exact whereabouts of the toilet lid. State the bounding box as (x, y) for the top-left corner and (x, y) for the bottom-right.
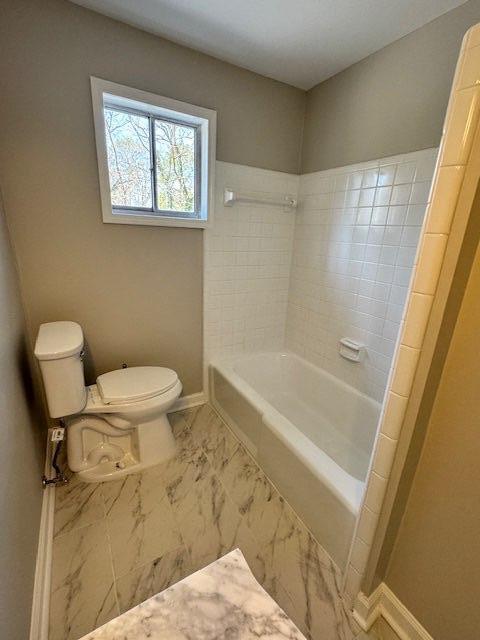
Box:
(96, 366), (178, 404)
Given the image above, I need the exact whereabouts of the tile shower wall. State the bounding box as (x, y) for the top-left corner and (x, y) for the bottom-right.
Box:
(286, 149), (437, 401)
(205, 162), (299, 362)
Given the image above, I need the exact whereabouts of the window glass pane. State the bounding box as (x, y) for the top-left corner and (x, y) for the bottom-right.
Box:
(104, 107), (152, 209)
(154, 119), (196, 213)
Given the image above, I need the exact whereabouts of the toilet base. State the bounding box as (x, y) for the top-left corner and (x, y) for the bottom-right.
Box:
(68, 413), (177, 483)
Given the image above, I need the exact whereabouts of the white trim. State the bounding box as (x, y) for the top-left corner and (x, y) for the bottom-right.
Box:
(29, 432), (56, 640)
(169, 391), (206, 412)
(353, 583), (433, 640)
(90, 77), (216, 229)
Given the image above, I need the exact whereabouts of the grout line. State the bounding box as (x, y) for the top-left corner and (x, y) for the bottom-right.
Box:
(100, 486), (121, 617)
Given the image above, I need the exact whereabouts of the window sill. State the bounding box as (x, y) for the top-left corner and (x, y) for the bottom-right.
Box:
(103, 210), (210, 229)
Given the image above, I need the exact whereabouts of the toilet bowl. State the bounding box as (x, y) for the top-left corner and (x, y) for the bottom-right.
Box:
(34, 321), (182, 482)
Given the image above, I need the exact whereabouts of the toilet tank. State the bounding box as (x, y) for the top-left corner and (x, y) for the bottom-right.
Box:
(34, 321), (87, 418)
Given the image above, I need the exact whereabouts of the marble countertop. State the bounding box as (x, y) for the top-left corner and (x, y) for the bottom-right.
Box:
(80, 549), (306, 640)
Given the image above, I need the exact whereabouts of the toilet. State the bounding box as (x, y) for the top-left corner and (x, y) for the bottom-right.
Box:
(34, 321), (181, 482)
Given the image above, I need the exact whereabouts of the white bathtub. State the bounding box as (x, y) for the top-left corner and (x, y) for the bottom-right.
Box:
(210, 351), (380, 567)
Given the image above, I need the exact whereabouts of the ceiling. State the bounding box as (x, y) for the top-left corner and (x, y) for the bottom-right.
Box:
(70, 0), (468, 89)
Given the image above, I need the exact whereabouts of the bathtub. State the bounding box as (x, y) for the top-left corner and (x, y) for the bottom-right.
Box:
(209, 351), (381, 568)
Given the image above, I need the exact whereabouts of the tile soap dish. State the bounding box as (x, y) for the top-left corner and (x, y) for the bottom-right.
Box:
(339, 338), (364, 362)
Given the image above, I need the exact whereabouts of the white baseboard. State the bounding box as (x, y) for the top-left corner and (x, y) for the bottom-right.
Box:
(29, 432), (57, 640)
(170, 391), (206, 412)
(353, 582), (433, 640)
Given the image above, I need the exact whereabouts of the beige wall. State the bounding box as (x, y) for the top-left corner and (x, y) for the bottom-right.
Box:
(383, 232), (480, 640)
(0, 0), (304, 394)
(301, 0), (480, 173)
(0, 192), (45, 640)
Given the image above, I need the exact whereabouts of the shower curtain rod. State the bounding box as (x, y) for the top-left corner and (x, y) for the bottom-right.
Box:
(223, 188), (297, 209)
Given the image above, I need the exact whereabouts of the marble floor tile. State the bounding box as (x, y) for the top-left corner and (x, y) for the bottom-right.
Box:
(50, 521), (117, 640)
(106, 491), (183, 579)
(101, 466), (168, 521)
(274, 580), (312, 640)
(231, 518), (277, 593)
(163, 447), (212, 510)
(54, 475), (105, 538)
(171, 470), (244, 565)
(272, 529), (356, 640)
(168, 410), (197, 456)
(50, 404), (357, 640)
(186, 404), (240, 471)
(219, 438), (273, 511)
(115, 545), (191, 614)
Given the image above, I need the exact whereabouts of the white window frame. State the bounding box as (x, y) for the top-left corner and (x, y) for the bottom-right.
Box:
(91, 77), (216, 228)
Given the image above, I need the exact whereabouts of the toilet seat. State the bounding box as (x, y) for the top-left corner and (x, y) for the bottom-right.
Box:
(81, 370), (182, 416)
(97, 366), (178, 404)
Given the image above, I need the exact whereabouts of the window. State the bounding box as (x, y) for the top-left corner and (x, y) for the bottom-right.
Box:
(91, 78), (216, 228)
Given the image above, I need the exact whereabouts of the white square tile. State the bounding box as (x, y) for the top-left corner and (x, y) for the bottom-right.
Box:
(362, 262), (378, 280)
(386, 302), (403, 323)
(368, 226), (385, 244)
(405, 204), (427, 226)
(371, 206), (388, 225)
(401, 226), (421, 247)
(410, 181), (431, 205)
(393, 266), (411, 286)
(396, 246), (416, 267)
(332, 191), (346, 208)
(414, 152), (437, 181)
(374, 186), (392, 206)
(387, 205), (407, 226)
(377, 165), (396, 186)
(390, 184), (412, 206)
(379, 245), (398, 265)
(359, 188), (376, 207)
(334, 174), (349, 191)
(365, 244), (381, 262)
(345, 189), (361, 207)
(362, 168), (379, 188)
(389, 284), (408, 306)
(348, 171), (364, 190)
(394, 162), (416, 184)
(356, 208), (372, 225)
(376, 264), (394, 284)
(382, 319), (400, 341)
(353, 226), (369, 243)
(383, 226), (403, 246)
